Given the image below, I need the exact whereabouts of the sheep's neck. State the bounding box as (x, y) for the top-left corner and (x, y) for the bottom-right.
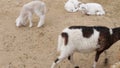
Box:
(110, 28), (120, 45)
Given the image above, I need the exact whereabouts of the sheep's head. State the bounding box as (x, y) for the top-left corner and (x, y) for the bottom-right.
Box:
(16, 17), (26, 27)
(79, 4), (87, 11)
(78, 3), (88, 14)
(16, 17), (22, 27)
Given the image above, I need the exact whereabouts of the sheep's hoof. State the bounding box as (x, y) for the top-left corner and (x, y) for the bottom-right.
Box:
(37, 26), (41, 28)
(37, 25), (42, 28)
(92, 65), (96, 68)
(104, 58), (109, 65)
(85, 13), (90, 16)
(75, 66), (79, 68)
(29, 25), (33, 28)
(92, 66), (96, 68)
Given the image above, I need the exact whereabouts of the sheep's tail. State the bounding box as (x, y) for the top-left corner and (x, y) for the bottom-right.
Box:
(57, 32), (68, 52)
(57, 35), (63, 52)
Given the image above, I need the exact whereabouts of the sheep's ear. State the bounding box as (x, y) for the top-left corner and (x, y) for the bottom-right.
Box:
(82, 5), (87, 10)
(78, 2), (82, 6)
(82, 7), (86, 10)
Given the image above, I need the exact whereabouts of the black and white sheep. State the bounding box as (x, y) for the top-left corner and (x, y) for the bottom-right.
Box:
(51, 26), (120, 68)
(16, 0), (46, 27)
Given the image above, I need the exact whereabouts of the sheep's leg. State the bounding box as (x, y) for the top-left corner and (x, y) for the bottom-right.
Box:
(28, 12), (33, 27)
(104, 51), (109, 65)
(96, 9), (105, 16)
(85, 13), (90, 16)
(68, 55), (79, 68)
(87, 12), (95, 16)
(35, 9), (45, 27)
(96, 12), (103, 16)
(22, 16), (27, 26)
(93, 51), (103, 68)
(37, 14), (45, 27)
(51, 55), (67, 68)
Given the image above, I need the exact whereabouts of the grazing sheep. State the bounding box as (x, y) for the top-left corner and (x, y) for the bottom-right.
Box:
(78, 3), (105, 16)
(16, 0), (46, 27)
(51, 26), (120, 68)
(110, 62), (120, 68)
(64, 0), (81, 12)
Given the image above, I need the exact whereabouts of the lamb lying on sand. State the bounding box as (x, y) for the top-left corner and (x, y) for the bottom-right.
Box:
(79, 3), (105, 16)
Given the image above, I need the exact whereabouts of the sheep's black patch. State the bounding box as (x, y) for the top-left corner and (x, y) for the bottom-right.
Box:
(75, 66), (79, 68)
(69, 26), (120, 51)
(104, 58), (108, 65)
(82, 27), (94, 38)
(69, 26), (94, 38)
(94, 26), (110, 33)
(69, 26), (88, 29)
(61, 32), (68, 45)
(94, 26), (112, 51)
(55, 58), (59, 63)
(68, 56), (71, 60)
(112, 27), (120, 41)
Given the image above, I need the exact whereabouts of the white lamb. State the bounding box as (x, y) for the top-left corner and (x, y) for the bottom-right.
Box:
(16, 0), (46, 27)
(64, 0), (81, 12)
(78, 3), (105, 16)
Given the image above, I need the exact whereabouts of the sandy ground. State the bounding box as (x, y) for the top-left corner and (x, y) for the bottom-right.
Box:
(0, 0), (120, 68)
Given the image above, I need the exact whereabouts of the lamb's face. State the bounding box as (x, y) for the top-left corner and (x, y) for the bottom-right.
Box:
(79, 4), (86, 11)
(16, 18), (23, 27)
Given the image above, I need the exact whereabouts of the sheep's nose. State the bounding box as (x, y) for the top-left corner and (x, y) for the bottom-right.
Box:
(16, 24), (20, 27)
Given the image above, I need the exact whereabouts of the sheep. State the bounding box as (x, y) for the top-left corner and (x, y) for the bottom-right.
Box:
(51, 26), (120, 68)
(64, 0), (81, 12)
(110, 62), (120, 68)
(78, 3), (105, 16)
(16, 0), (46, 27)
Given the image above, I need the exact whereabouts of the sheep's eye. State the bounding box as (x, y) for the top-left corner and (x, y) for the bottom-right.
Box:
(82, 7), (84, 9)
(82, 7), (86, 10)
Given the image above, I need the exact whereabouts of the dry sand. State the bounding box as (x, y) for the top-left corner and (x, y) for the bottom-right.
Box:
(0, 0), (120, 68)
